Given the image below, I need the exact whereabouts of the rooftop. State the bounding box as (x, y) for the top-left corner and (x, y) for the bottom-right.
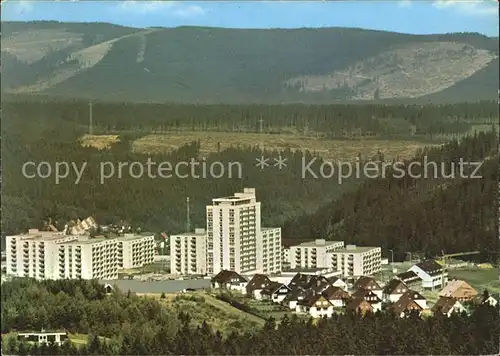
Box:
(171, 229), (207, 237)
(335, 245), (380, 253)
(64, 237), (115, 245)
(293, 239), (343, 247)
(118, 233), (154, 241)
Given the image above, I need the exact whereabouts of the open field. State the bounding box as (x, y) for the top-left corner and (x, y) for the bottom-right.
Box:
(79, 134), (120, 150)
(147, 291), (266, 333)
(448, 267), (500, 294)
(131, 132), (436, 161)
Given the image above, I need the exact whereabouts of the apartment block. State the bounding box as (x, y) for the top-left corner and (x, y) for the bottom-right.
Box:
(261, 227), (282, 274)
(170, 228), (207, 275)
(60, 237), (118, 280)
(117, 233), (155, 269)
(289, 239), (344, 269)
(6, 229), (155, 280)
(6, 230), (79, 280)
(206, 188), (262, 275)
(331, 245), (382, 277)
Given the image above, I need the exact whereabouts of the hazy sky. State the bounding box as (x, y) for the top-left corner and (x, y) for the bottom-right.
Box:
(2, 1), (499, 36)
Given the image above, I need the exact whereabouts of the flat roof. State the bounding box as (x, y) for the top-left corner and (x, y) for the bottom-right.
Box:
(335, 246), (380, 253)
(64, 238), (115, 245)
(117, 234), (154, 241)
(171, 231), (206, 237)
(293, 240), (343, 247)
(262, 227), (280, 231)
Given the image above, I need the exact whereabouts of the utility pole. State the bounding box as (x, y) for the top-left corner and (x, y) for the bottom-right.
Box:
(186, 197), (190, 232)
(258, 115), (264, 152)
(89, 100), (93, 135)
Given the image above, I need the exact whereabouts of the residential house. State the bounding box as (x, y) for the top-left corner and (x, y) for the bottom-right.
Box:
(287, 273), (312, 290)
(473, 293), (498, 307)
(353, 276), (382, 299)
(17, 330), (68, 346)
(307, 275), (332, 293)
(346, 297), (373, 316)
(439, 280), (478, 302)
(382, 279), (409, 303)
(261, 282), (291, 303)
(210, 270), (248, 293)
(328, 277), (348, 291)
(396, 271), (421, 286)
(282, 287), (311, 310)
(352, 288), (382, 312)
(246, 274), (273, 300)
(296, 293), (335, 318)
(322, 285), (351, 308)
(390, 293), (424, 318)
(432, 297), (466, 317)
(401, 290), (427, 309)
(408, 260), (447, 290)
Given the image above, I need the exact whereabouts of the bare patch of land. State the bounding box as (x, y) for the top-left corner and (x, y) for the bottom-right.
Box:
(286, 42), (497, 99)
(131, 132), (436, 161)
(79, 135), (120, 150)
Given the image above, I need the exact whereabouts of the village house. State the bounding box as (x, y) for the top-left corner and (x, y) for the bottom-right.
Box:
(17, 330), (68, 346)
(261, 282), (291, 303)
(439, 279), (478, 302)
(282, 287), (311, 310)
(400, 290), (427, 309)
(408, 260), (447, 290)
(296, 293), (335, 318)
(390, 293), (424, 318)
(432, 297), (466, 317)
(245, 274), (273, 300)
(352, 276), (383, 299)
(395, 271), (421, 286)
(328, 277), (348, 291)
(210, 270), (248, 293)
(473, 292), (498, 307)
(352, 288), (382, 312)
(382, 278), (409, 303)
(321, 285), (351, 308)
(346, 297), (373, 316)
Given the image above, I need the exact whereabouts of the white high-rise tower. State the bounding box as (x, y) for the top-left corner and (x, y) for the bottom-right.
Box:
(206, 188), (282, 275)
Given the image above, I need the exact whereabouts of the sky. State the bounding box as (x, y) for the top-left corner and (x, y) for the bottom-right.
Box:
(2, 0), (499, 36)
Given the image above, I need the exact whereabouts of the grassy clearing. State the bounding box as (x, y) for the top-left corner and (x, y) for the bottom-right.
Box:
(448, 268), (500, 294)
(79, 134), (120, 150)
(131, 132), (434, 161)
(153, 291), (265, 334)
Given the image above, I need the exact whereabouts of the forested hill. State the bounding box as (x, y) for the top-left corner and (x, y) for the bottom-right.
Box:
(2, 21), (498, 103)
(283, 130), (499, 263)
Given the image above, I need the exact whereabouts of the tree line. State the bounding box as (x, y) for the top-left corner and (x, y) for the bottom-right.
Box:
(2, 279), (499, 355)
(283, 129), (499, 262)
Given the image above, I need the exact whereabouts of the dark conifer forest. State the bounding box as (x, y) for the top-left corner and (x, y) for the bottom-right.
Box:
(1, 99), (498, 263)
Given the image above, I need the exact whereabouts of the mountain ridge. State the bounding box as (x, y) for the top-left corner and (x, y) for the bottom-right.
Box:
(2, 21), (498, 104)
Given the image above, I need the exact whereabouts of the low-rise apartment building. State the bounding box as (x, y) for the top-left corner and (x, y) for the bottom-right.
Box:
(117, 233), (155, 269)
(331, 245), (382, 277)
(170, 228), (207, 275)
(289, 239), (344, 269)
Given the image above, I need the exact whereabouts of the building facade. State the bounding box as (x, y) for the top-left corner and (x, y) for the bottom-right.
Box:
(117, 233), (155, 269)
(170, 228), (207, 275)
(289, 239), (344, 269)
(205, 188), (281, 275)
(331, 245), (382, 277)
(6, 229), (154, 280)
(261, 227), (282, 274)
(60, 237), (118, 280)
